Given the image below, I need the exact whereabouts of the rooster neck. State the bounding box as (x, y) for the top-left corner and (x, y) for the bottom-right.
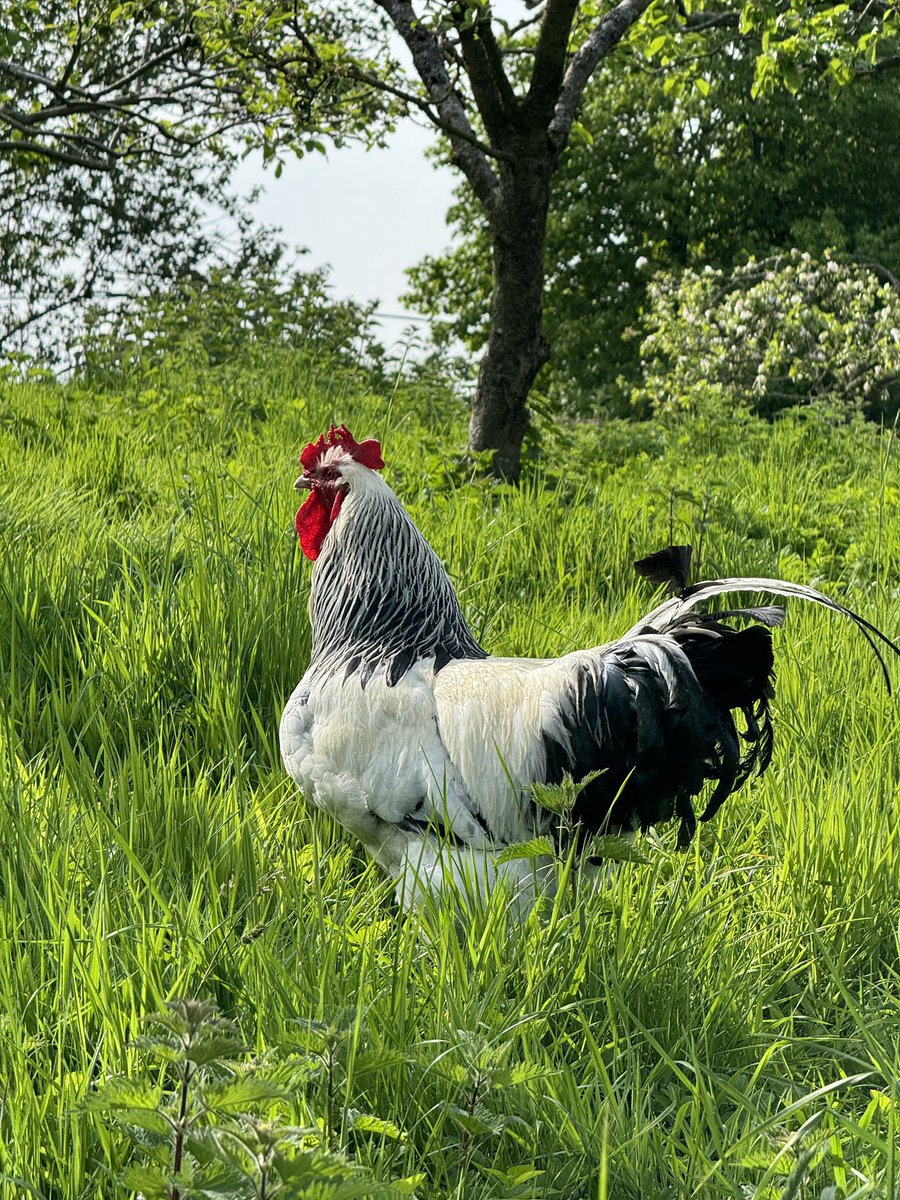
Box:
(305, 485), (486, 686)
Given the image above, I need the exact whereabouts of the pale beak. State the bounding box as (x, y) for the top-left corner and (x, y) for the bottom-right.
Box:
(294, 475), (313, 490)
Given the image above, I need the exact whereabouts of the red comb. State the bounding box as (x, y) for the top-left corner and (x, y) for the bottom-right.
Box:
(300, 423), (385, 472)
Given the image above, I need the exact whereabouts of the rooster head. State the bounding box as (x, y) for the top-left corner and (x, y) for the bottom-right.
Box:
(294, 424), (385, 560)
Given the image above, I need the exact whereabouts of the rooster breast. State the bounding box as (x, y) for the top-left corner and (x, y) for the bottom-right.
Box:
(279, 660), (492, 876)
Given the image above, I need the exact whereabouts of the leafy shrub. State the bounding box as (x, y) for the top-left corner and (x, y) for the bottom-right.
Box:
(77, 224), (384, 384)
(637, 252), (900, 424)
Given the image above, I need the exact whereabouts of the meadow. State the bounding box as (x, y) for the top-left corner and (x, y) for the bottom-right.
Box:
(0, 353), (898, 1199)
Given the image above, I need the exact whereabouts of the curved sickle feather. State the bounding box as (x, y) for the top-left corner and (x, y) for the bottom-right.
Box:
(625, 577), (900, 695)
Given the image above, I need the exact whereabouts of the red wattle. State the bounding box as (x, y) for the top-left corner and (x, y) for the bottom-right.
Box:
(296, 491), (331, 561)
(296, 489), (345, 561)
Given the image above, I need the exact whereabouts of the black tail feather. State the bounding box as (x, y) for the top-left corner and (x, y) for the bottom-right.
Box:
(558, 626), (777, 848)
(548, 551), (896, 852)
(630, 553), (900, 695)
(634, 545), (693, 593)
(676, 623), (774, 711)
(671, 623), (776, 832)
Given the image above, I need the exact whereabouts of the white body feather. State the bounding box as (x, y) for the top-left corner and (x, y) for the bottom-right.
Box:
(280, 652), (601, 907)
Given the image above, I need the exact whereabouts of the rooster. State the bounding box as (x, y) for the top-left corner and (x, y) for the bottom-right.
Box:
(279, 424), (899, 907)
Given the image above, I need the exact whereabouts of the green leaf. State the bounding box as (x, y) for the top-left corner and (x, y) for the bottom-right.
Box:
(186, 1034), (246, 1065)
(492, 1062), (550, 1087)
(586, 835), (651, 864)
(483, 1164), (545, 1185)
(348, 1111), (406, 1140)
(392, 1176), (426, 1196)
(783, 62), (803, 93)
(571, 120), (594, 147)
(84, 1078), (164, 1113)
(129, 1035), (185, 1063)
(448, 1105), (497, 1136)
(289, 1016), (352, 1053)
(496, 836), (555, 864)
(109, 1108), (172, 1136)
(272, 1147), (363, 1187)
(203, 1077), (286, 1112)
(176, 1162), (256, 1198)
(507, 1164), (544, 1184)
(119, 1164), (170, 1198)
(530, 769), (605, 815)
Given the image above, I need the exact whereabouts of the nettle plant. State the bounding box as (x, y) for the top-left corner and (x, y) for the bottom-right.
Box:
(84, 999), (415, 1200)
(637, 253), (900, 424)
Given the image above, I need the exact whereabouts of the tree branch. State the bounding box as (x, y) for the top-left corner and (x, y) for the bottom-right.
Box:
(58, 0), (85, 93)
(0, 136), (112, 171)
(523, 0), (580, 126)
(848, 0), (891, 16)
(373, 0), (499, 210)
(855, 257), (900, 291)
(1, 269), (100, 343)
(548, 0), (653, 150)
(683, 0), (891, 27)
(453, 7), (520, 140)
(88, 43), (193, 100)
(682, 10), (740, 31)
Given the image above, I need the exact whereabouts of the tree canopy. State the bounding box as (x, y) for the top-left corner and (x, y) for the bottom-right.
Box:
(638, 253), (900, 424)
(407, 46), (900, 415)
(3, 1), (898, 470)
(0, 1), (388, 359)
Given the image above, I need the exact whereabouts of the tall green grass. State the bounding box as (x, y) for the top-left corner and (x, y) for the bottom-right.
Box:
(0, 361), (898, 1198)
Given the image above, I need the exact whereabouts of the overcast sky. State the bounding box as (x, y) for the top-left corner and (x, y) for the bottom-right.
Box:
(228, 3), (530, 348)
(232, 119), (459, 336)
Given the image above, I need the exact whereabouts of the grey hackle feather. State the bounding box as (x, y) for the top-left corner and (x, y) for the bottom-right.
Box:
(306, 481), (486, 688)
(703, 606), (786, 628)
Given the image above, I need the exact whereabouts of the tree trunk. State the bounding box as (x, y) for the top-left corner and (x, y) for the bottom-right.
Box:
(469, 151), (553, 480)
